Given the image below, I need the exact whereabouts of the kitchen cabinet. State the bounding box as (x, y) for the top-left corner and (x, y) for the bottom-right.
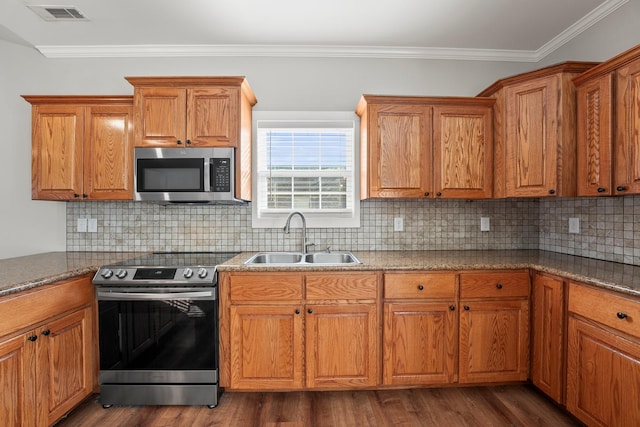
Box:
(478, 62), (597, 198)
(383, 272), (458, 385)
(23, 96), (134, 201)
(355, 95), (494, 199)
(458, 270), (530, 383)
(574, 44), (640, 196)
(566, 282), (640, 427)
(221, 271), (379, 390)
(531, 272), (565, 404)
(0, 275), (95, 427)
(126, 77), (257, 200)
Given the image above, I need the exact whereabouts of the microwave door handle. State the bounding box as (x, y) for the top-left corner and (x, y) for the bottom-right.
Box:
(97, 290), (214, 300)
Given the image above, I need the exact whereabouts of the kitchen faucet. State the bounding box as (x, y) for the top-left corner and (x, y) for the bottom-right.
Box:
(283, 211), (314, 253)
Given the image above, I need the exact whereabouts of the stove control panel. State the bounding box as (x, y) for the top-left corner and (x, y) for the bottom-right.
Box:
(93, 266), (215, 285)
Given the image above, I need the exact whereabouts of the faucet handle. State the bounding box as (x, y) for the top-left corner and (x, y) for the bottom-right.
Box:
(305, 242), (316, 253)
(325, 245), (331, 253)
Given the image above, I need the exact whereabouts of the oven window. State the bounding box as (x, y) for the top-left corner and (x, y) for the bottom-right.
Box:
(99, 299), (216, 371)
(137, 158), (204, 192)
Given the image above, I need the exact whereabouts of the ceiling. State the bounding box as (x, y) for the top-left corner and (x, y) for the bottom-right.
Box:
(0, 0), (628, 61)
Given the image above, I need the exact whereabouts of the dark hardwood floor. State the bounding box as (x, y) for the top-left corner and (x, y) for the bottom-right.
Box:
(55, 385), (580, 427)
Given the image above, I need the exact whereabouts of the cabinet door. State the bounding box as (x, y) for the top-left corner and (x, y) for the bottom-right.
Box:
(229, 305), (303, 389)
(433, 105), (492, 198)
(306, 303), (378, 388)
(31, 104), (84, 200)
(0, 334), (36, 427)
(36, 307), (93, 427)
(187, 87), (239, 147)
(383, 302), (457, 385)
(134, 87), (186, 146)
(367, 104), (431, 198)
(567, 316), (640, 427)
(531, 273), (565, 403)
(576, 74), (613, 196)
(505, 76), (559, 197)
(84, 105), (134, 199)
(615, 58), (640, 195)
(459, 299), (529, 383)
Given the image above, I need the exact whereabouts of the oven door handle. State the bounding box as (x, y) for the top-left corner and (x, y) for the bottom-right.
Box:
(96, 289), (215, 300)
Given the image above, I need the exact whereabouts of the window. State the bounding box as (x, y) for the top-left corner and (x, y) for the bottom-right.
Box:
(252, 111), (359, 228)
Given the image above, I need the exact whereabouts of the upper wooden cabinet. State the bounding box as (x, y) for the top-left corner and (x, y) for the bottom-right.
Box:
(356, 95), (494, 199)
(23, 96), (134, 201)
(125, 76), (256, 148)
(574, 43), (640, 196)
(478, 62), (597, 198)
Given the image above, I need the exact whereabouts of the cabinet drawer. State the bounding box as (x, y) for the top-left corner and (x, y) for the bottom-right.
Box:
(306, 273), (377, 300)
(229, 273), (303, 302)
(568, 282), (640, 340)
(460, 270), (530, 298)
(384, 273), (457, 299)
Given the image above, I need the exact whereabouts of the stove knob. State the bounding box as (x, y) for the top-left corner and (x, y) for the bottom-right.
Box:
(100, 269), (113, 279)
(183, 268), (194, 279)
(115, 269), (128, 279)
(197, 268), (208, 279)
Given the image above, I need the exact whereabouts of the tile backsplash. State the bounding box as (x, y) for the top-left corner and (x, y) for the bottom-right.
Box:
(66, 195), (640, 266)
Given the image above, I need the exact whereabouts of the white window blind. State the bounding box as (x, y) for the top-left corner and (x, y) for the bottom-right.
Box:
(252, 112), (359, 228)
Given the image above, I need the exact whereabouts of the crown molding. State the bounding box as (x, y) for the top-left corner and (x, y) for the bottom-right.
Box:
(34, 0), (628, 62)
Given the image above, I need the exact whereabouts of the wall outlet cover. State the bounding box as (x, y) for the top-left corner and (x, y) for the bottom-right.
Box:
(569, 217), (580, 234)
(77, 218), (87, 233)
(394, 217), (404, 232)
(480, 217), (490, 232)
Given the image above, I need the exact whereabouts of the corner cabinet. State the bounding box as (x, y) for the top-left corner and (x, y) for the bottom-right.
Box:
(574, 43), (640, 196)
(478, 62), (597, 198)
(219, 271), (379, 391)
(23, 96), (134, 201)
(0, 275), (95, 427)
(356, 96), (494, 199)
(125, 77), (257, 200)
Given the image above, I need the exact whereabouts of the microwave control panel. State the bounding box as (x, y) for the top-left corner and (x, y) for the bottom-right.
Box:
(211, 158), (231, 192)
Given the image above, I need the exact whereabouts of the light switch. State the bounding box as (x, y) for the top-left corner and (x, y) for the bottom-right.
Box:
(394, 217), (404, 232)
(88, 218), (97, 233)
(77, 218), (87, 233)
(480, 217), (490, 232)
(569, 217), (580, 234)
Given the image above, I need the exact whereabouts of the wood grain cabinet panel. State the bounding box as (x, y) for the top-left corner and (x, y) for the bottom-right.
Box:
(0, 334), (35, 427)
(531, 272), (565, 404)
(614, 56), (640, 195)
(356, 95), (494, 199)
(24, 96), (134, 201)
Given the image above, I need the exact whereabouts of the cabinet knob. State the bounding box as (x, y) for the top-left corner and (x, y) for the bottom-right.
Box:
(548, 189), (556, 195)
(597, 187), (606, 193)
(295, 309), (300, 315)
(464, 305), (470, 311)
(186, 139), (192, 145)
(449, 305), (456, 311)
(307, 308), (313, 314)
(436, 192), (442, 197)
(73, 193), (80, 198)
(177, 140), (182, 145)
(417, 284), (424, 291)
(616, 185), (627, 192)
(496, 283), (503, 289)
(82, 194), (88, 198)
(424, 192), (430, 197)
(41, 329), (51, 336)
(617, 312), (628, 319)
(27, 335), (38, 342)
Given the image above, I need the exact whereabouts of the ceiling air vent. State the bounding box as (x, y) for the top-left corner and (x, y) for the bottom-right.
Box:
(28, 5), (88, 21)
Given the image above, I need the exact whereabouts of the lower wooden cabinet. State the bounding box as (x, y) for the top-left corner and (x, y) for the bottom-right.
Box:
(531, 272), (565, 403)
(0, 276), (95, 427)
(458, 271), (530, 384)
(566, 282), (640, 427)
(224, 271), (379, 390)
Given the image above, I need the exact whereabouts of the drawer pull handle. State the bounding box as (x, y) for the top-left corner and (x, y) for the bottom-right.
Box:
(27, 335), (38, 342)
(464, 305), (470, 311)
(41, 329), (51, 336)
(496, 283), (503, 289)
(418, 285), (424, 291)
(617, 312), (628, 319)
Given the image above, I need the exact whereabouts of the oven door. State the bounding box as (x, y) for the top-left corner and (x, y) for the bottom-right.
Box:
(96, 287), (218, 385)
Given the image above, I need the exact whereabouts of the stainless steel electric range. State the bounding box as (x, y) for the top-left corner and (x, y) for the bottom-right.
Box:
(92, 252), (238, 408)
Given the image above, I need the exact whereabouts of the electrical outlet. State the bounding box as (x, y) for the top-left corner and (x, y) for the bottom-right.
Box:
(569, 217), (580, 234)
(77, 218), (87, 233)
(480, 217), (490, 232)
(394, 217), (404, 232)
(88, 218), (97, 233)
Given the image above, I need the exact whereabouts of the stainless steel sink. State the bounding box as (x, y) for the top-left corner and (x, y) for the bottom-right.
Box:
(244, 251), (361, 266)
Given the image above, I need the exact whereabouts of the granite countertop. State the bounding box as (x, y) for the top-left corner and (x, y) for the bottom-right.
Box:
(220, 250), (640, 297)
(1, 250), (639, 298)
(0, 252), (141, 297)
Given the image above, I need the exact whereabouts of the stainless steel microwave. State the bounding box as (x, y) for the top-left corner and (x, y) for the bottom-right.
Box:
(134, 147), (245, 204)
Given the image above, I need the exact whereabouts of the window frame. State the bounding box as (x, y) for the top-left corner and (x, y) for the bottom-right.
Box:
(251, 111), (360, 229)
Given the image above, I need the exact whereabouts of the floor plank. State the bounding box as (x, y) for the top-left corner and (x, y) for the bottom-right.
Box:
(55, 385), (580, 427)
